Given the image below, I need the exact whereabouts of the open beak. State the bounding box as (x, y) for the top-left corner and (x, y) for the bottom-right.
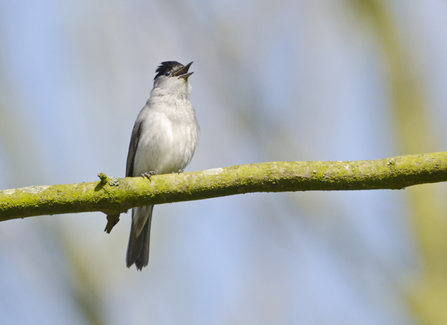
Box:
(175, 61), (194, 80)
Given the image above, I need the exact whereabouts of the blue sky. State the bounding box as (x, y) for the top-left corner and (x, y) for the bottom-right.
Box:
(1, 1), (447, 324)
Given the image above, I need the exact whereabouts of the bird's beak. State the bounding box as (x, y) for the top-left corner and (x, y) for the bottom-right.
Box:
(176, 61), (194, 80)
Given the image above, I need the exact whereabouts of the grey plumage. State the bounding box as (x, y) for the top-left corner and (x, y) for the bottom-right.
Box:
(126, 61), (199, 270)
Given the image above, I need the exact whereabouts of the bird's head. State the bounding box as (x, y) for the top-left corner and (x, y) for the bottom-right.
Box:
(152, 61), (194, 98)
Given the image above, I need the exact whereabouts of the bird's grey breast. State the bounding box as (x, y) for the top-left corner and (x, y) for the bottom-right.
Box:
(133, 97), (199, 175)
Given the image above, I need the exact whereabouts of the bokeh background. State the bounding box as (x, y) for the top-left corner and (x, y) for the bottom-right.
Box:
(1, 0), (447, 324)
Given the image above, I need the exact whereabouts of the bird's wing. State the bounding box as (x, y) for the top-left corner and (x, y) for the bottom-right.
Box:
(126, 118), (143, 177)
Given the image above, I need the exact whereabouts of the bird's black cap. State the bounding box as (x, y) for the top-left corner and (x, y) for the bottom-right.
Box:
(154, 61), (193, 80)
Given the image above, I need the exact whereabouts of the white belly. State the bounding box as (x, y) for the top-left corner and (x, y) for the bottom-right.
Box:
(133, 109), (199, 176)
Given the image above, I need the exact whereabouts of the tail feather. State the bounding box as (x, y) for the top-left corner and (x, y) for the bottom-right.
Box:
(126, 205), (154, 270)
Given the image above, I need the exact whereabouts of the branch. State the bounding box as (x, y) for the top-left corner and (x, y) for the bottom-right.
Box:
(1, 151), (447, 223)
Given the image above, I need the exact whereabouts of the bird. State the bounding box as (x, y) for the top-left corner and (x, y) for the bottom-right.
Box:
(125, 61), (199, 270)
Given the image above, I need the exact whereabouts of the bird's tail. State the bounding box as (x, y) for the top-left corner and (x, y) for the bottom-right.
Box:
(126, 205), (154, 270)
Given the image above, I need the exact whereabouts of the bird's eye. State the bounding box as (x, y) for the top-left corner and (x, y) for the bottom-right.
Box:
(164, 71), (170, 76)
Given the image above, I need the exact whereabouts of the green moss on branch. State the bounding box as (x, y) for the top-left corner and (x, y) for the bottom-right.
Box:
(1, 151), (447, 221)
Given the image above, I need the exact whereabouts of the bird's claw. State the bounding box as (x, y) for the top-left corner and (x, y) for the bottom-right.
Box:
(141, 171), (156, 180)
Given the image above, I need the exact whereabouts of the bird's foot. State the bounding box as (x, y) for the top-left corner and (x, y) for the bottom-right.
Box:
(176, 169), (184, 174)
(141, 171), (156, 180)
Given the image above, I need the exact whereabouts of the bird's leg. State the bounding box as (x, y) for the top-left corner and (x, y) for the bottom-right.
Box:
(141, 171), (156, 180)
(176, 169), (184, 174)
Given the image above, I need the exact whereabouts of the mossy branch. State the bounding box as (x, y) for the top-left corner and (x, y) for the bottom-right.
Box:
(1, 151), (447, 223)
